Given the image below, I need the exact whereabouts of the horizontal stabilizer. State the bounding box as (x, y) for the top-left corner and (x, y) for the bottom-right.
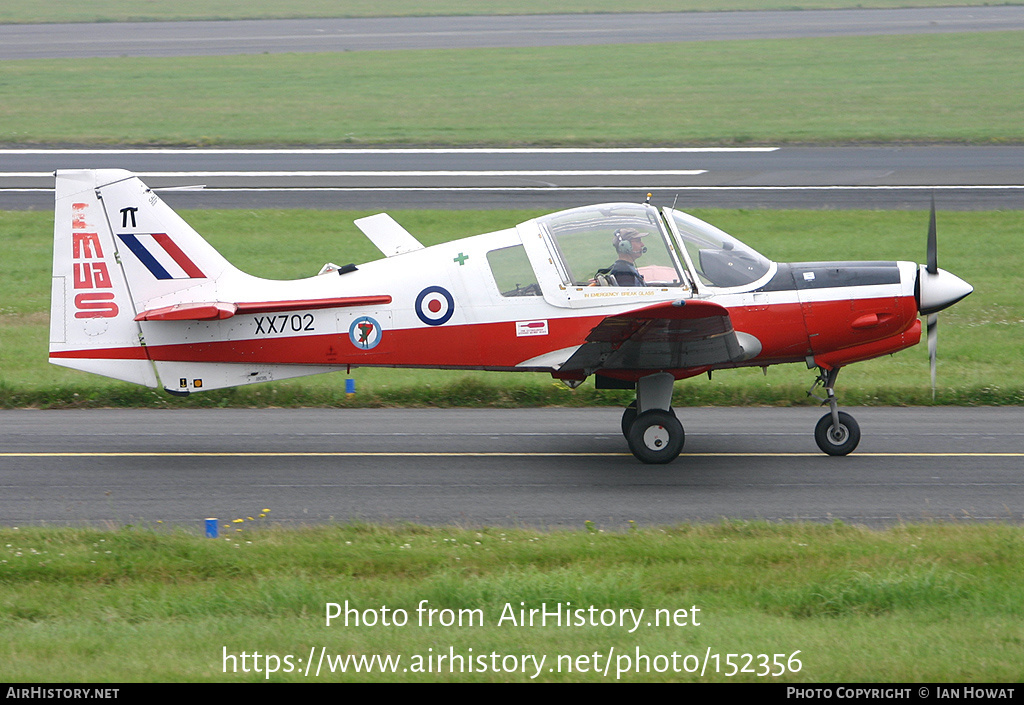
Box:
(355, 213), (424, 257)
(135, 295), (393, 321)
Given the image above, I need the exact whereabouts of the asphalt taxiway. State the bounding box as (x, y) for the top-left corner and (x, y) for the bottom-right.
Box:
(2, 407), (1021, 528)
(3, 7), (1023, 59)
(3, 145), (1022, 210)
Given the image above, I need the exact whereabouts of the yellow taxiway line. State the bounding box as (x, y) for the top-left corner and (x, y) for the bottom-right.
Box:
(2, 452), (1022, 458)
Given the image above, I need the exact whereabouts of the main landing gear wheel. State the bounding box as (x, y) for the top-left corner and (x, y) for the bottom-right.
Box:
(621, 401), (676, 439)
(627, 410), (685, 464)
(814, 411), (861, 456)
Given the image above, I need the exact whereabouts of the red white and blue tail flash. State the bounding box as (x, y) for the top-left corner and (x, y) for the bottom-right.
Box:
(117, 233), (206, 280)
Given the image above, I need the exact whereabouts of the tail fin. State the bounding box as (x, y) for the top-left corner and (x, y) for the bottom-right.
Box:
(49, 169), (240, 386)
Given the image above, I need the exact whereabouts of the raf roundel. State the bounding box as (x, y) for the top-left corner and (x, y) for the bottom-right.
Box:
(349, 316), (383, 350)
(415, 286), (455, 326)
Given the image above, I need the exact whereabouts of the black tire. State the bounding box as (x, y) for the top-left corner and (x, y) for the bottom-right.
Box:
(814, 411), (861, 456)
(626, 410), (685, 464)
(621, 401), (676, 439)
(621, 401), (638, 439)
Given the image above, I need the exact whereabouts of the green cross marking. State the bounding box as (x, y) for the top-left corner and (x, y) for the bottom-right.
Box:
(453, 252), (469, 266)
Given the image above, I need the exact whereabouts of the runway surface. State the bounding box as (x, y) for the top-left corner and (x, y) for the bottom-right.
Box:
(2, 407), (1021, 528)
(3, 145), (1022, 210)
(3, 7), (1023, 60)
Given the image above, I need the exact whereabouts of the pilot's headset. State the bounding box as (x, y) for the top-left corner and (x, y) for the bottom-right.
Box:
(614, 229), (647, 255)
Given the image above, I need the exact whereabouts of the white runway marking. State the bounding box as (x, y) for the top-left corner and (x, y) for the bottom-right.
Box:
(0, 147), (778, 155)
(0, 170), (707, 178)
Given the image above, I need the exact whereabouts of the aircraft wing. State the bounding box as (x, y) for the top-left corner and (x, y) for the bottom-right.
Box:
(560, 299), (757, 373)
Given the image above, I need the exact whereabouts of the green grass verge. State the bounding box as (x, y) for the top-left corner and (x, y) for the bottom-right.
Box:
(0, 1), (1009, 24)
(2, 207), (1020, 408)
(3, 31), (1023, 145)
(0, 522), (1021, 681)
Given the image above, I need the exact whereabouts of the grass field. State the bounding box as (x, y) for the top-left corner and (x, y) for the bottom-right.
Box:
(2, 207), (1019, 408)
(3, 31), (1022, 146)
(0, 522), (1021, 682)
(0, 1), (1011, 24)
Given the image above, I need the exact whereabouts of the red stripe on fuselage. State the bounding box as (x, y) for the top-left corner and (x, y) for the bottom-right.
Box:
(51, 346), (149, 360)
(50, 295), (920, 372)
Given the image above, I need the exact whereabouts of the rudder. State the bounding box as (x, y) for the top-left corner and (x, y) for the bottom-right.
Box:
(49, 169), (240, 386)
(50, 170), (158, 386)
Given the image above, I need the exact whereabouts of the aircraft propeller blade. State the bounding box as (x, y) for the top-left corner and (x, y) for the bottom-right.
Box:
(927, 196), (938, 400)
(926, 194), (938, 275)
(917, 198), (972, 401)
(927, 313), (938, 400)
(916, 198), (972, 317)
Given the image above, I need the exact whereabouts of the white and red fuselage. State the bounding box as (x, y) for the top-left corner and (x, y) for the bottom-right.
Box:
(49, 170), (971, 461)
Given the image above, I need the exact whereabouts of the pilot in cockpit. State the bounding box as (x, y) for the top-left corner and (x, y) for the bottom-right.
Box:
(603, 228), (648, 287)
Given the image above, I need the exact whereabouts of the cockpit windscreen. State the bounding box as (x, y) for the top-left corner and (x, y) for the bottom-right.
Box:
(537, 204), (684, 288)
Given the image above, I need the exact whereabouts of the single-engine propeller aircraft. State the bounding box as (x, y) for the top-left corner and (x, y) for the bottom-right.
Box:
(50, 169), (973, 463)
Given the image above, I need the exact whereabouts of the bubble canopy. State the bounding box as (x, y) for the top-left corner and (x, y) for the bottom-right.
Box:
(533, 203), (772, 291)
(663, 207), (772, 289)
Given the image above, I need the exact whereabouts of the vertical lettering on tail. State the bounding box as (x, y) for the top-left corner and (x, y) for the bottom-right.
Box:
(72, 232), (103, 259)
(71, 202), (119, 319)
(73, 262), (112, 289)
(74, 293), (118, 318)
